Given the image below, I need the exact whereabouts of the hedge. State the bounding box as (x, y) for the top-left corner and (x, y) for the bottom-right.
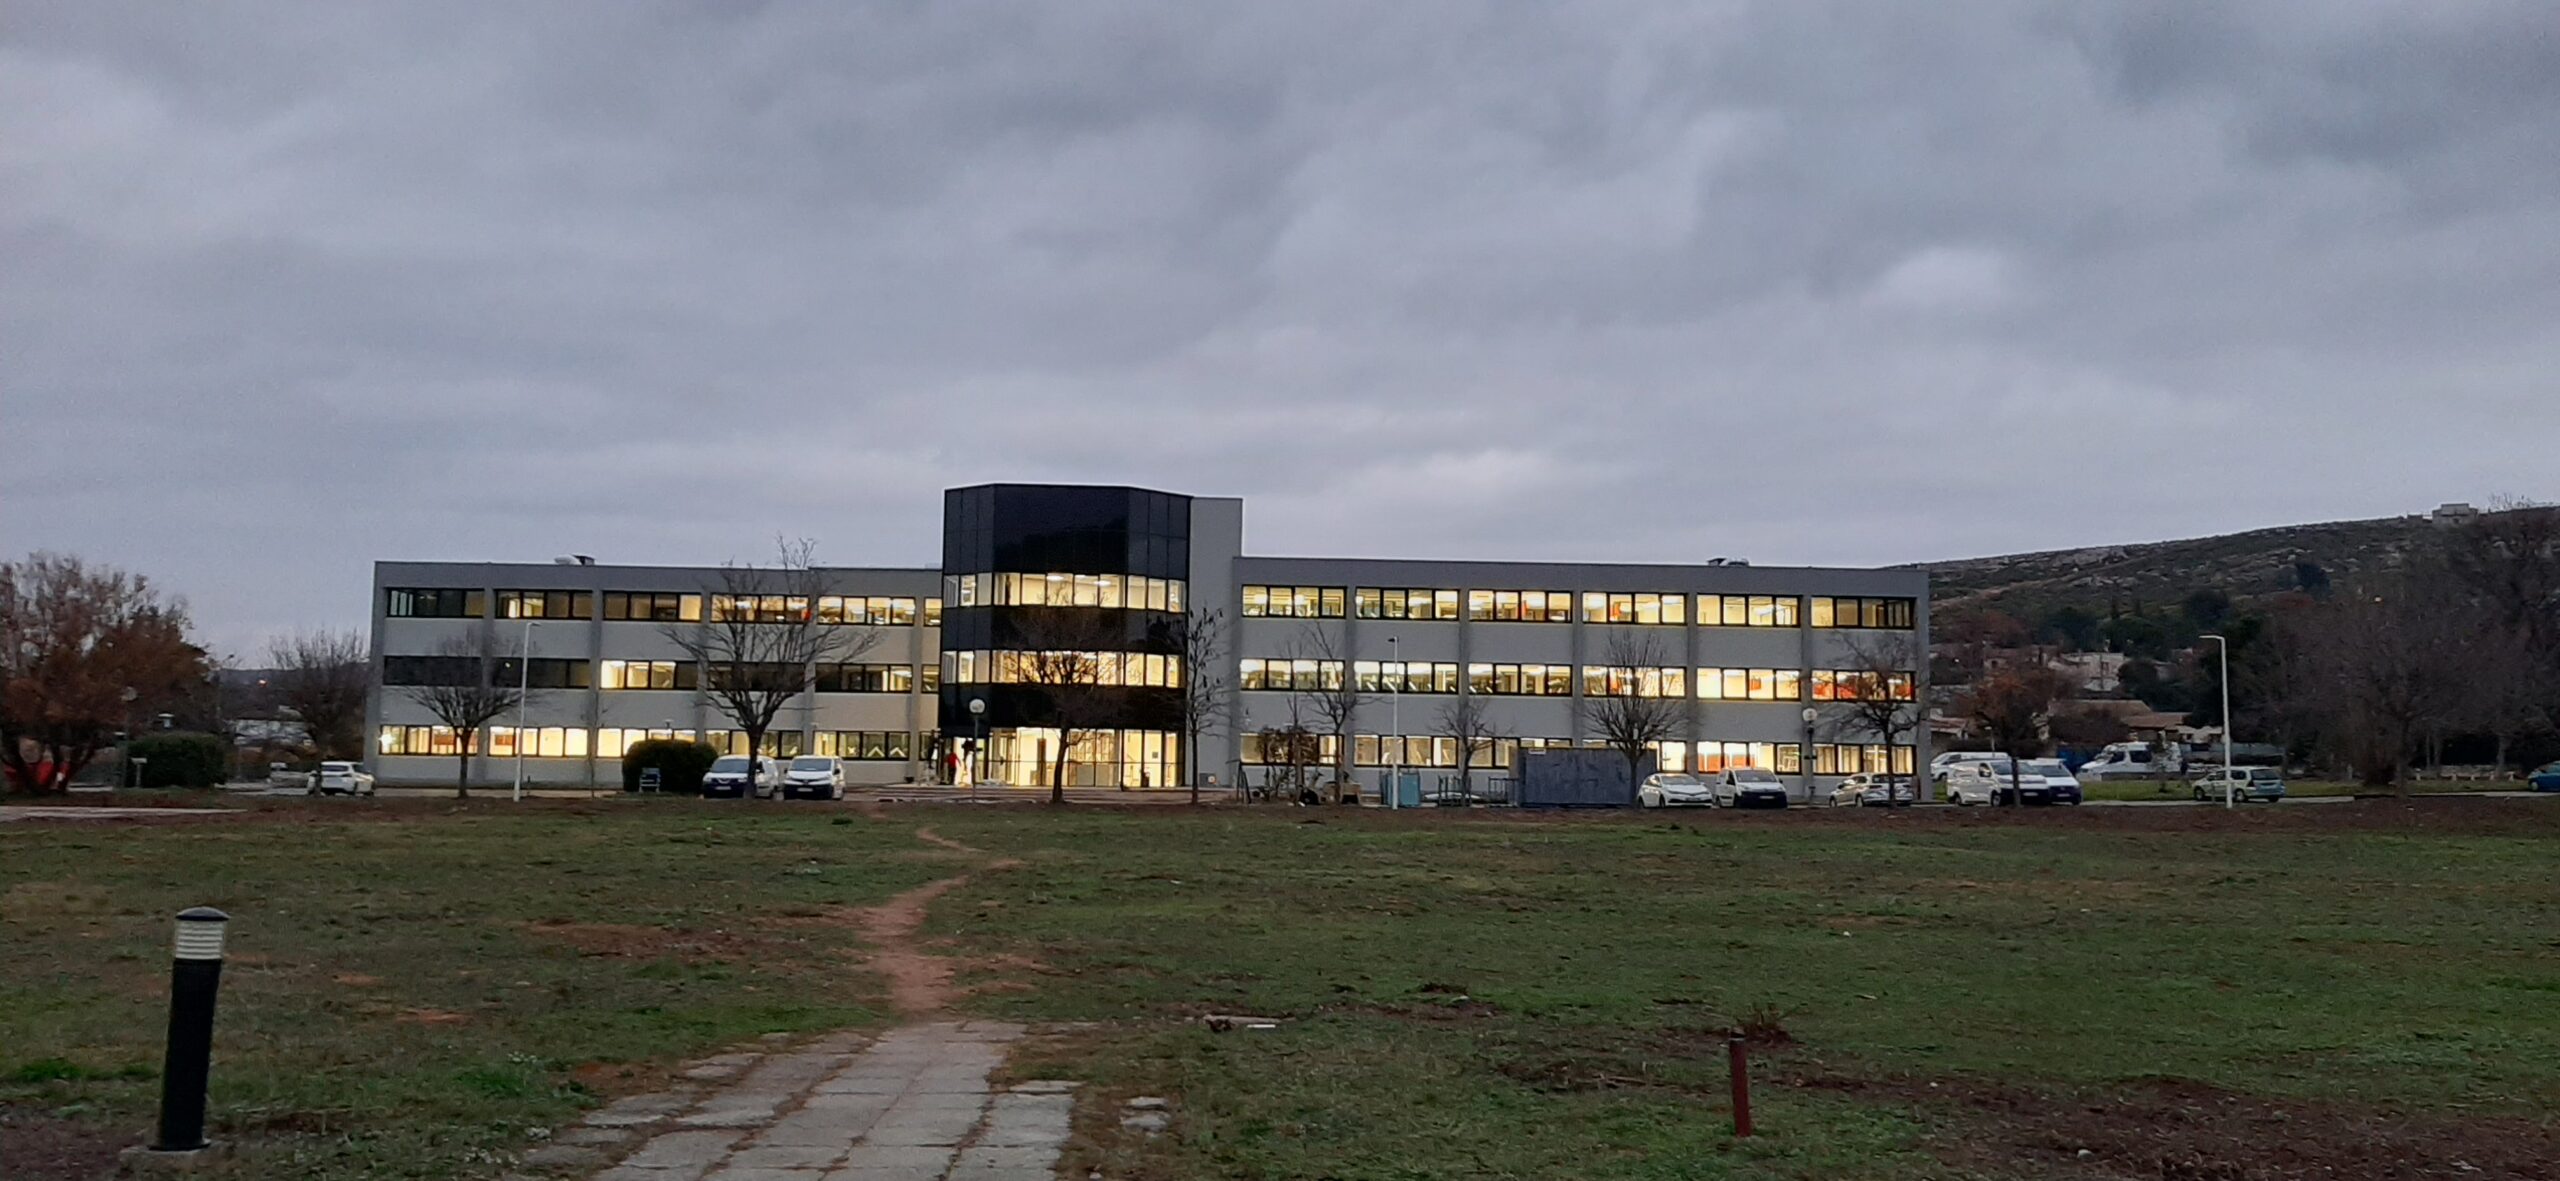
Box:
(124, 732), (231, 789)
(622, 739), (720, 794)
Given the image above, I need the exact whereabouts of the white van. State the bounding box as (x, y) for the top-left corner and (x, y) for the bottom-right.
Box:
(1929, 751), (2018, 784)
(2077, 741), (2176, 781)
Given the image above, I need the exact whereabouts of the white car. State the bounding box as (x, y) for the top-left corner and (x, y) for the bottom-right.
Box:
(1940, 763), (2003, 806)
(1711, 767), (1791, 809)
(780, 756), (846, 801)
(306, 761), (375, 796)
(1637, 772), (1716, 808)
(1829, 773), (1916, 807)
(2020, 759), (2084, 804)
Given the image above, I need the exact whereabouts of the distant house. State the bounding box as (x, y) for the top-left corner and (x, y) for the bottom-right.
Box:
(2432, 502), (2481, 529)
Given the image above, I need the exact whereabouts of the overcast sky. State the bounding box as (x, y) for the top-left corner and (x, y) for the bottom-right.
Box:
(6, 2), (2557, 656)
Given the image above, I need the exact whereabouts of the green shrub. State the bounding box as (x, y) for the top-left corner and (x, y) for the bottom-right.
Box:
(622, 739), (719, 795)
(124, 732), (231, 789)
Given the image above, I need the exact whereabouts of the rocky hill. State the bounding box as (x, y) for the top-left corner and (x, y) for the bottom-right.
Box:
(1913, 513), (2448, 620)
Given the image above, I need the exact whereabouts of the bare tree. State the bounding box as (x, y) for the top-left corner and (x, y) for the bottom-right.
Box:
(1179, 607), (1230, 804)
(400, 631), (532, 799)
(268, 629), (369, 759)
(1, 554), (208, 794)
(2442, 498), (2560, 736)
(1004, 609), (1129, 804)
(1585, 630), (1684, 794)
(1284, 625), (1369, 801)
(1827, 631), (1921, 779)
(2301, 568), (2477, 791)
(1435, 694), (1503, 804)
(1965, 665), (2069, 761)
(661, 539), (877, 767)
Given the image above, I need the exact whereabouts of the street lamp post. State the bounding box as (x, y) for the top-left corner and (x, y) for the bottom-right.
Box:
(512, 619), (536, 803)
(968, 697), (987, 802)
(1386, 635), (1401, 810)
(2203, 633), (2233, 810)
(1800, 706), (1820, 803)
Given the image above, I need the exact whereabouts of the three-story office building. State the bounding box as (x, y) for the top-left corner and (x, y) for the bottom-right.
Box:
(366, 483), (1929, 796)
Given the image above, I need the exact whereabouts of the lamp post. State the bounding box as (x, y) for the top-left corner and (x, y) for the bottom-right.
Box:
(1800, 705), (1820, 803)
(968, 697), (986, 802)
(120, 685), (139, 789)
(1386, 635), (1401, 810)
(2203, 633), (2233, 810)
(512, 618), (536, 803)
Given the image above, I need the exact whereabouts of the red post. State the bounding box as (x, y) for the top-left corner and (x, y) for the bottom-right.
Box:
(1728, 1036), (1753, 1137)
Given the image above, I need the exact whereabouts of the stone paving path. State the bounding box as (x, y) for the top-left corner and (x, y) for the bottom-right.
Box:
(524, 827), (1076, 1181)
(546, 1021), (1073, 1181)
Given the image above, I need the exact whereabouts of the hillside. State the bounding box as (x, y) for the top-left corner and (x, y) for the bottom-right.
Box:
(1913, 513), (2445, 620)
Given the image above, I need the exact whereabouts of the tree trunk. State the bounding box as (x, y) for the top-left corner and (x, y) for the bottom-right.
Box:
(456, 743), (472, 799)
(1047, 734), (1064, 805)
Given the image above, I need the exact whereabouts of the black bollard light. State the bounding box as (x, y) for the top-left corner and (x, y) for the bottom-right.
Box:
(153, 907), (230, 1152)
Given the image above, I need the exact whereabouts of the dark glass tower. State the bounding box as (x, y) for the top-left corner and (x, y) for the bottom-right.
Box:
(938, 484), (1191, 788)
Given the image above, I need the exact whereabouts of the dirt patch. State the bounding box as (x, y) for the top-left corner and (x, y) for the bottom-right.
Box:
(0, 1104), (126, 1181)
(393, 1008), (469, 1025)
(848, 827), (1023, 1017)
(1794, 1070), (2560, 1180)
(331, 973), (383, 987)
(523, 920), (774, 964)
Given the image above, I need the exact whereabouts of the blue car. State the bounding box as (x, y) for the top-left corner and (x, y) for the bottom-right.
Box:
(2532, 762), (2560, 792)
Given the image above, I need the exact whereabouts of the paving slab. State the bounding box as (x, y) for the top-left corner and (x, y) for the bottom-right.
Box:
(569, 1019), (1069, 1181)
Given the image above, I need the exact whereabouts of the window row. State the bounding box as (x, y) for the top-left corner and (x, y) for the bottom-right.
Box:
(1695, 668), (1799, 702)
(1240, 732), (1579, 769)
(1354, 660), (1462, 694)
(499, 589), (592, 619)
(1471, 590), (1573, 623)
(813, 663), (938, 694)
(1242, 585), (1345, 618)
(1239, 657), (1343, 692)
(604, 592), (702, 622)
(382, 655), (590, 689)
(1465, 663), (1575, 696)
(945, 572), (1183, 613)
(386, 588), (484, 618)
(1583, 666), (1690, 698)
(815, 730), (935, 761)
(1356, 588), (1462, 620)
(1811, 596), (1916, 630)
(1702, 595), (1799, 628)
(709, 594), (933, 626)
(1809, 670), (1918, 702)
(942, 649), (1184, 688)
(1810, 744), (1919, 775)
(1583, 592), (1689, 625)
(378, 724), (592, 758)
(601, 660), (700, 691)
(389, 588), (956, 626)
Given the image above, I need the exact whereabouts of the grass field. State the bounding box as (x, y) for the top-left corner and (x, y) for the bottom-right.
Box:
(5, 796), (2557, 1180)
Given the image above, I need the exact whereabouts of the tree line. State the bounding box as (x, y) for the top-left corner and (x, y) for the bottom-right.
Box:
(1943, 501), (2560, 787)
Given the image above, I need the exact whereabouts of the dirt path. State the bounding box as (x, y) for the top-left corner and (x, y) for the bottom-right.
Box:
(852, 826), (1020, 1018)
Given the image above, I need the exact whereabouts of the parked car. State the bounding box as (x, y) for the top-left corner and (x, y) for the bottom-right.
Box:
(2531, 761), (2560, 792)
(1711, 767), (1792, 808)
(1637, 772), (1716, 808)
(1941, 763), (2003, 807)
(1829, 773), (1916, 807)
(701, 755), (779, 799)
(780, 756), (845, 800)
(2019, 759), (2084, 805)
(2078, 741), (2180, 781)
(2192, 766), (2287, 802)
(306, 761), (375, 797)
(1929, 751), (2019, 785)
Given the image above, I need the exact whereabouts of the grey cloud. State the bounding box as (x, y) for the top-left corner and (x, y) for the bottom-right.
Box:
(4, 1), (2557, 654)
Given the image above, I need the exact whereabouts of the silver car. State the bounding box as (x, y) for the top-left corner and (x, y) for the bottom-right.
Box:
(1637, 772), (1716, 808)
(1829, 773), (1915, 807)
